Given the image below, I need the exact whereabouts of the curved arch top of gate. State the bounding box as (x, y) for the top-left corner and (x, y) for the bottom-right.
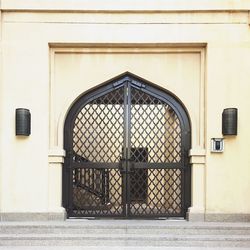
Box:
(63, 72), (191, 218)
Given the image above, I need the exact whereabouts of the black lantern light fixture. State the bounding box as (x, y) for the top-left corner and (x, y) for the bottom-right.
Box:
(222, 108), (237, 136)
(16, 108), (31, 136)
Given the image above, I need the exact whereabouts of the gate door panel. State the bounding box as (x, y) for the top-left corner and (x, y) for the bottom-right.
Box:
(63, 73), (191, 218)
(66, 86), (126, 217)
(128, 86), (184, 217)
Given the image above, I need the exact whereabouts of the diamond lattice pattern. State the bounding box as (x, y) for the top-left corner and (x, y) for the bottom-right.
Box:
(129, 87), (182, 215)
(129, 168), (182, 215)
(72, 168), (123, 216)
(71, 87), (124, 216)
(130, 87), (181, 163)
(69, 84), (184, 217)
(73, 87), (124, 163)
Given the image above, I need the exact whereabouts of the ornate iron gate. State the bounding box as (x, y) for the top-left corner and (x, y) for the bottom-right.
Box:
(63, 72), (191, 218)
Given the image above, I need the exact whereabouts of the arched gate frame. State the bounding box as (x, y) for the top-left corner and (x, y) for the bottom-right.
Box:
(63, 72), (191, 218)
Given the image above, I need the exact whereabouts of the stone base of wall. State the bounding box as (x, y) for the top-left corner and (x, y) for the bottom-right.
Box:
(205, 213), (250, 222)
(187, 210), (250, 222)
(186, 212), (205, 222)
(1, 211), (250, 222)
(186, 207), (205, 222)
(0, 212), (66, 221)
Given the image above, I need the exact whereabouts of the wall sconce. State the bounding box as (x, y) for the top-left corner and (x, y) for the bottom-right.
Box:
(222, 108), (237, 136)
(16, 108), (31, 136)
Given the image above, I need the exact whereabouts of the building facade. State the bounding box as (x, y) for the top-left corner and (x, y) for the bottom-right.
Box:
(0, 0), (250, 221)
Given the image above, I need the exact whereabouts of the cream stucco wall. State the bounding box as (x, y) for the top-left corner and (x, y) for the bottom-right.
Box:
(0, 0), (250, 221)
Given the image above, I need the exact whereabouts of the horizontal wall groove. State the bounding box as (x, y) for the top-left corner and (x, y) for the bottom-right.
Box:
(3, 21), (249, 25)
(1, 9), (250, 14)
(3, 11), (249, 25)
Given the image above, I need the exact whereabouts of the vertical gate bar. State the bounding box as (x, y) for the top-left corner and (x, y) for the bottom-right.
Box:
(180, 136), (185, 216)
(68, 134), (74, 217)
(91, 168), (94, 190)
(181, 167), (185, 216)
(181, 146), (188, 217)
(105, 169), (110, 204)
(122, 82), (129, 217)
(63, 128), (73, 217)
(80, 167), (82, 186)
(84, 167), (86, 189)
(101, 169), (105, 204)
(74, 167), (78, 186)
(126, 82), (132, 217)
(184, 144), (191, 217)
(63, 150), (70, 217)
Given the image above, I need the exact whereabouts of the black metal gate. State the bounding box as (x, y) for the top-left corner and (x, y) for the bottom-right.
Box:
(63, 72), (191, 218)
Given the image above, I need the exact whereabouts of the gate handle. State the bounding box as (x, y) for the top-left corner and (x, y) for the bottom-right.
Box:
(119, 157), (126, 174)
(119, 158), (135, 174)
(127, 159), (135, 174)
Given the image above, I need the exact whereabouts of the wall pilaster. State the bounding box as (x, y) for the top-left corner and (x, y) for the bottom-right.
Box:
(187, 148), (206, 221)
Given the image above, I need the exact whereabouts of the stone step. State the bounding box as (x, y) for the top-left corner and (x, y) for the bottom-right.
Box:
(1, 221), (250, 235)
(1, 221), (250, 247)
(1, 226), (250, 235)
(1, 248), (250, 250)
(1, 233), (250, 247)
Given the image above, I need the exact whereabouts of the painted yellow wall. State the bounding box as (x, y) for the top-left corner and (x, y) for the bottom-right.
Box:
(206, 44), (250, 214)
(0, 1), (250, 218)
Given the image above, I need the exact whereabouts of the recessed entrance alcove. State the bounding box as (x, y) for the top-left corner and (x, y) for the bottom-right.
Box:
(48, 45), (205, 220)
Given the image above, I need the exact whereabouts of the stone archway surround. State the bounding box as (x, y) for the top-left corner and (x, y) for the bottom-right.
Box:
(48, 44), (206, 221)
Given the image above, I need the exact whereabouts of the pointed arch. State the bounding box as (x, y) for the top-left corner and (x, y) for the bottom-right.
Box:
(63, 72), (191, 218)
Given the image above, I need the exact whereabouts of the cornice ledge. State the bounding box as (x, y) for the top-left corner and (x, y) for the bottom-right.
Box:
(1, 0), (250, 13)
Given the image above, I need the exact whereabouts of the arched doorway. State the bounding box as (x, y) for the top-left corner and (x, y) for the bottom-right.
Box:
(63, 72), (191, 218)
